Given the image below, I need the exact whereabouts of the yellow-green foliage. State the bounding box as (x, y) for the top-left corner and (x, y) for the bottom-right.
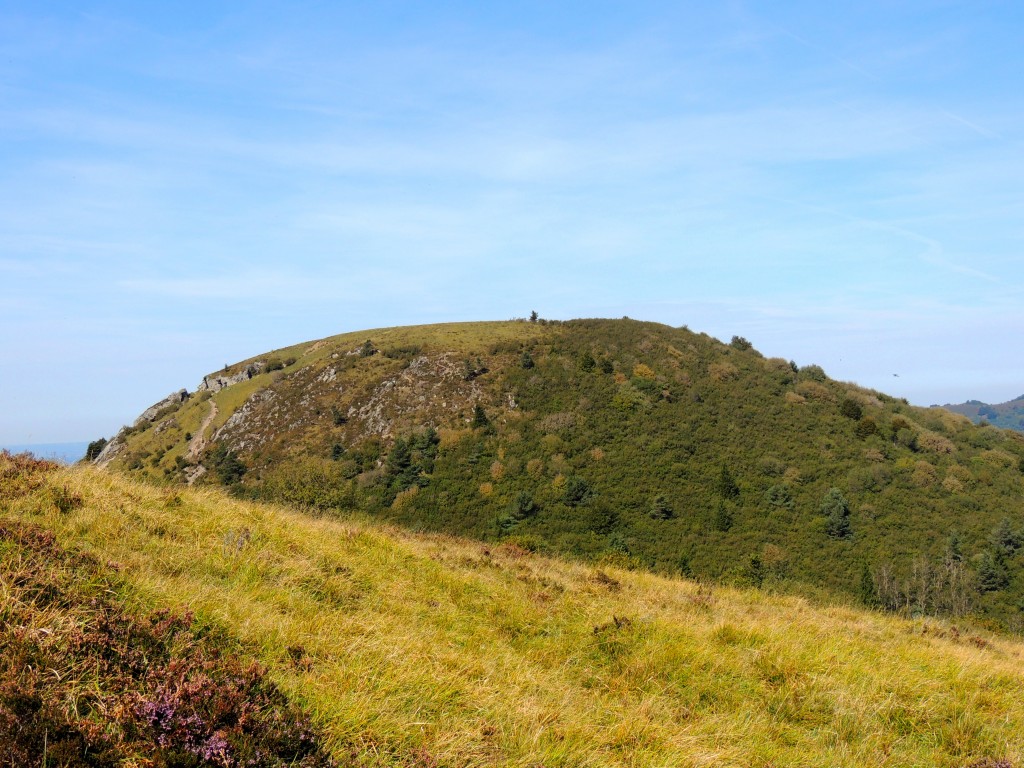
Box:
(9, 465), (1024, 768)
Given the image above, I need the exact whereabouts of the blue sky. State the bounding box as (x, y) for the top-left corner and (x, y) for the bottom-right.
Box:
(2, 1), (1023, 443)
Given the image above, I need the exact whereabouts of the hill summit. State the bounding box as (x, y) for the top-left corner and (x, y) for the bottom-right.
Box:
(96, 318), (1024, 628)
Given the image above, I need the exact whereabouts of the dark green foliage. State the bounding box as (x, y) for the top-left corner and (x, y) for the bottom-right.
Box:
(85, 437), (108, 461)
(713, 501), (733, 532)
(648, 493), (674, 520)
(977, 550), (1009, 592)
(385, 429), (440, 493)
(578, 351), (596, 372)
(511, 491), (538, 520)
(563, 476), (593, 506)
(207, 444), (247, 485)
(382, 344), (422, 360)
(520, 351), (535, 369)
(764, 484), (793, 509)
(331, 443), (345, 460)
(360, 340), (377, 357)
(529, 310), (538, 323)
(859, 563), (877, 606)
(599, 357), (614, 374)
(729, 336), (752, 351)
(716, 465), (740, 500)
(331, 406), (347, 426)
(820, 488), (851, 540)
(989, 517), (1021, 558)
(840, 398), (863, 421)
(471, 404), (491, 431)
(745, 554), (765, 587)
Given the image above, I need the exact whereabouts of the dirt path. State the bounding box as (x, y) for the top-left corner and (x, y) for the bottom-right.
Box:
(185, 400), (219, 484)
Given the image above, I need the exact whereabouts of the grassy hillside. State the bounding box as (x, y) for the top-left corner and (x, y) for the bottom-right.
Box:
(98, 318), (1024, 629)
(944, 396), (1024, 433)
(5, 454), (1024, 767)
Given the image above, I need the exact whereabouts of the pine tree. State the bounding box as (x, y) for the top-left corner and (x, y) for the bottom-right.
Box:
(716, 465), (739, 500)
(820, 488), (852, 539)
(713, 501), (733, 532)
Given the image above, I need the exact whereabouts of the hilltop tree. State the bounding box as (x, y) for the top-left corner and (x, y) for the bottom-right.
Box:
(529, 310), (538, 323)
(730, 336), (752, 351)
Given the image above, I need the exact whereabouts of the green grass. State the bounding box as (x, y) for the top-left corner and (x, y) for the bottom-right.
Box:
(9, 461), (1024, 767)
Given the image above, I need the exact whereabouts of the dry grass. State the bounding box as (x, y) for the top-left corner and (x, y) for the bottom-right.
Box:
(9, 463), (1024, 767)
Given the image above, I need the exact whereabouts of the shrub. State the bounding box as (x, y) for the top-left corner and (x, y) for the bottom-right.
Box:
(840, 398), (863, 421)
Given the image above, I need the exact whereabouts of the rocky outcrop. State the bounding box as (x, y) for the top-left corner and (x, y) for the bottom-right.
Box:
(94, 389), (190, 467)
(134, 389), (190, 427)
(197, 363), (265, 394)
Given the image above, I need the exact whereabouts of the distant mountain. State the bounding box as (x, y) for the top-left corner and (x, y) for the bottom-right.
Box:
(96, 318), (1024, 629)
(942, 395), (1024, 432)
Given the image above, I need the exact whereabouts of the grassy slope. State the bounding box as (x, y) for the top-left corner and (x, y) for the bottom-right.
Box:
(105, 318), (1024, 629)
(9, 462), (1024, 768)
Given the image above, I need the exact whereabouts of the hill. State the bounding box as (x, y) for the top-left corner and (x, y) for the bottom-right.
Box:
(94, 318), (1024, 629)
(5, 453), (1024, 767)
(943, 395), (1024, 433)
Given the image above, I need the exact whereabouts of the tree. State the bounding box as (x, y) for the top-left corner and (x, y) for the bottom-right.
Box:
(510, 491), (538, 520)
(820, 487), (851, 539)
(529, 310), (538, 323)
(84, 437), (108, 461)
(713, 501), (733, 532)
(563, 476), (593, 506)
(716, 465), (739, 500)
(359, 340), (376, 357)
(990, 517), (1021, 557)
(649, 493), (674, 520)
(471, 404), (491, 430)
(764, 484), (793, 509)
(208, 444), (247, 485)
(977, 550), (1009, 592)
(855, 417), (878, 439)
(730, 336), (752, 351)
(520, 351), (535, 369)
(578, 351), (596, 373)
(840, 398), (863, 421)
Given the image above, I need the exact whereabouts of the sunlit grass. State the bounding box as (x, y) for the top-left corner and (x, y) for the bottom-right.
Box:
(12, 464), (1024, 767)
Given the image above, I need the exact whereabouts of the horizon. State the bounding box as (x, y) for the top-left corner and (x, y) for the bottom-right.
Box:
(2, 2), (1023, 443)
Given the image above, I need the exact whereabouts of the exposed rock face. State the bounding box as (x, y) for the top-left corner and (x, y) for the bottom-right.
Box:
(214, 389), (279, 452)
(197, 363), (265, 393)
(350, 353), (483, 438)
(94, 389), (190, 466)
(134, 389), (190, 427)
